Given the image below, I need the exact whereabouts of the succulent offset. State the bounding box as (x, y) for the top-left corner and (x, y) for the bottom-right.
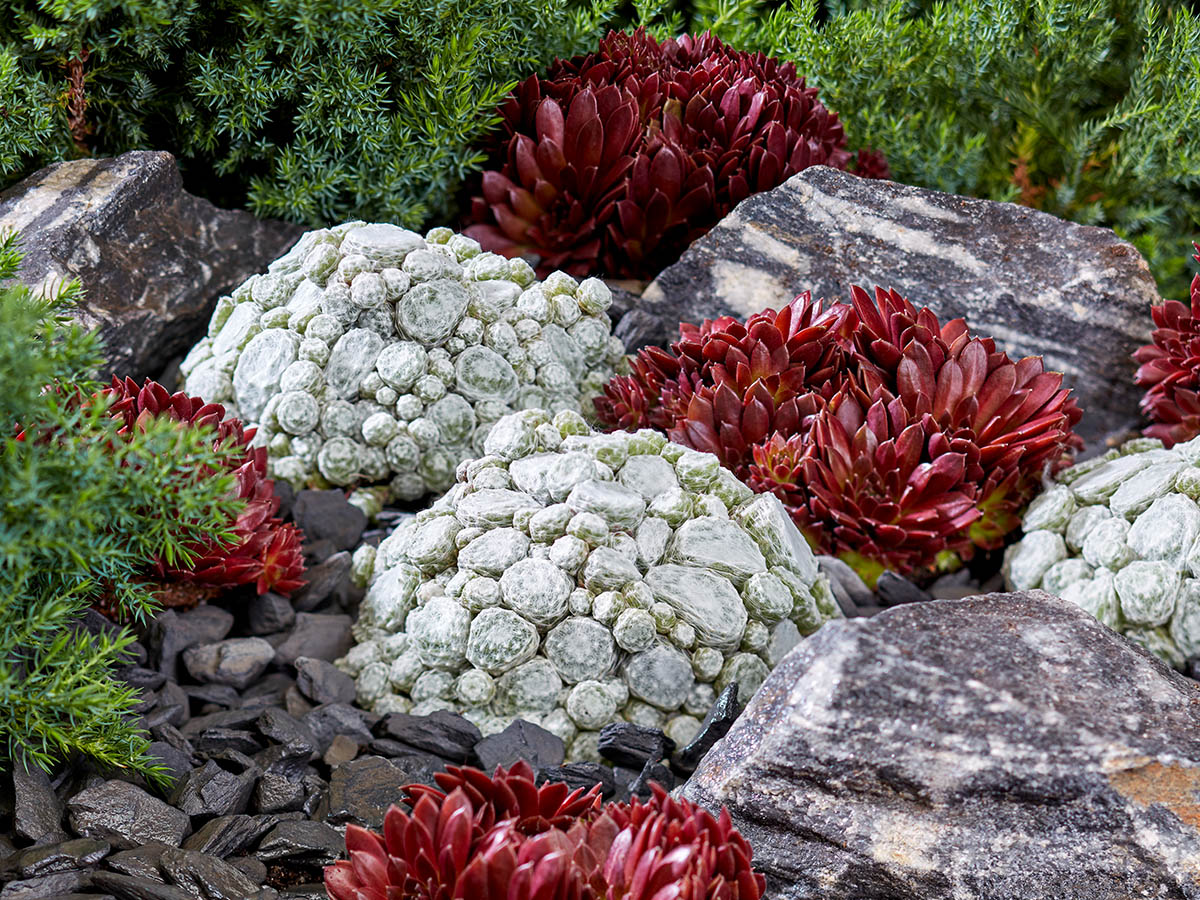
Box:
(325, 760), (765, 900)
(338, 409), (837, 760)
(1002, 434), (1200, 668)
(597, 287), (1082, 586)
(1133, 243), (1200, 447)
(466, 28), (888, 279)
(180, 223), (624, 502)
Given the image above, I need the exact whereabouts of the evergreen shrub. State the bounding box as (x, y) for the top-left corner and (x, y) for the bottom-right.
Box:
(0, 230), (246, 780)
(619, 0), (1200, 299)
(0, 0), (619, 227)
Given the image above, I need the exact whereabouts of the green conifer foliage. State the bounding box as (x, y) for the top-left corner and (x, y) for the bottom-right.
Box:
(623, 0), (1200, 299)
(0, 231), (246, 780)
(0, 0), (619, 228)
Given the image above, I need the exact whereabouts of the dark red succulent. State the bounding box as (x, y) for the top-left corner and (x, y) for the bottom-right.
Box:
(324, 761), (765, 900)
(466, 29), (888, 279)
(1134, 244), (1200, 446)
(596, 287), (1081, 585)
(103, 376), (305, 599)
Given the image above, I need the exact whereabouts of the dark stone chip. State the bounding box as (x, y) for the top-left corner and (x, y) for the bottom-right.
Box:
(149, 607), (234, 680)
(11, 760), (66, 843)
(142, 704), (185, 732)
(226, 855), (267, 885)
(253, 743), (314, 782)
(291, 491), (366, 552)
(386, 754), (445, 790)
(245, 593), (296, 636)
(146, 742), (195, 799)
(277, 885), (327, 900)
(169, 761), (254, 820)
(117, 667), (166, 691)
(365, 738), (412, 758)
(304, 704), (373, 755)
(597, 723), (676, 769)
(254, 820), (344, 865)
(67, 781), (190, 850)
(536, 762), (614, 798)
(672, 683), (741, 774)
(242, 673), (298, 711)
(629, 760), (674, 798)
(319, 756), (417, 830)
(322, 734), (361, 768)
(375, 710), (481, 763)
(300, 775), (328, 818)
(180, 707), (262, 739)
(474, 719), (564, 772)
(293, 657), (356, 706)
(301, 539), (337, 566)
(160, 846), (261, 899)
(876, 571), (933, 606)
(181, 814), (275, 858)
(254, 774), (305, 814)
(273, 614), (354, 668)
(291, 552), (352, 612)
(90, 871), (193, 900)
(104, 842), (170, 881)
(181, 683), (241, 711)
(0, 869), (93, 898)
(192, 728), (264, 756)
(6, 837), (110, 877)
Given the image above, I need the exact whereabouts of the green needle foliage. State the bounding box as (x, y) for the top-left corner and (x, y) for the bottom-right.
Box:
(0, 0), (620, 228)
(620, 0), (1200, 299)
(0, 230), (246, 781)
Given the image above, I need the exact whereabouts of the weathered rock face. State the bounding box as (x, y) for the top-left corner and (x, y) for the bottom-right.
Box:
(0, 151), (302, 380)
(634, 166), (1159, 445)
(682, 590), (1200, 900)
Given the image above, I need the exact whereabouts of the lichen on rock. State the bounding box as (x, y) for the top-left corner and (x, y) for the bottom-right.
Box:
(338, 408), (839, 760)
(180, 222), (625, 501)
(1004, 434), (1200, 667)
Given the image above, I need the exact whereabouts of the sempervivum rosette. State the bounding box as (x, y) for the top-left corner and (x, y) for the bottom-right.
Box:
(466, 29), (888, 279)
(596, 286), (1082, 586)
(104, 376), (304, 602)
(1134, 243), (1200, 446)
(324, 760), (765, 900)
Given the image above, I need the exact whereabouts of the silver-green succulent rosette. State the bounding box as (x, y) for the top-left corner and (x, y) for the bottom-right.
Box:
(179, 222), (625, 501)
(337, 408), (840, 761)
(1003, 435), (1200, 667)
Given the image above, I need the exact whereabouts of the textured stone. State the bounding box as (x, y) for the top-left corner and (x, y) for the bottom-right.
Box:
(67, 781), (190, 850)
(182, 638), (275, 690)
(11, 759), (65, 843)
(684, 591), (1200, 899)
(0, 151), (300, 379)
(633, 166), (1159, 445)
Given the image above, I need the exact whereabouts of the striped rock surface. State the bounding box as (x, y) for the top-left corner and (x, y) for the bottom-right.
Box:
(683, 591), (1200, 900)
(630, 166), (1160, 446)
(0, 150), (301, 380)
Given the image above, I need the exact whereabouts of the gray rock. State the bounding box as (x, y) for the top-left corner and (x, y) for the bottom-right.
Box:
(0, 870), (93, 898)
(273, 613), (354, 667)
(90, 871), (193, 900)
(318, 755), (414, 830)
(4, 837), (109, 878)
(294, 656), (356, 706)
(169, 760), (254, 820)
(254, 820), (344, 865)
(67, 781), (190, 850)
(159, 846), (260, 900)
(182, 637), (275, 689)
(683, 590), (1200, 899)
(11, 759), (66, 843)
(636, 166), (1160, 445)
(245, 592), (296, 636)
(181, 815), (274, 858)
(0, 151), (300, 380)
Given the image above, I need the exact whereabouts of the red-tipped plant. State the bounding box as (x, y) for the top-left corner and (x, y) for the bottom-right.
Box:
(596, 287), (1081, 585)
(324, 762), (765, 900)
(1134, 243), (1200, 447)
(466, 29), (888, 280)
(103, 377), (304, 600)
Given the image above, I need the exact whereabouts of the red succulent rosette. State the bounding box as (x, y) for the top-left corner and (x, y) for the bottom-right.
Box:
(1134, 244), (1200, 447)
(466, 29), (888, 279)
(597, 286), (1082, 585)
(324, 761), (765, 900)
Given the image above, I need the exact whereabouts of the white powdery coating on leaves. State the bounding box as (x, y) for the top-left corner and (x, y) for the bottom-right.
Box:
(340, 409), (838, 758)
(183, 223), (623, 501)
(1004, 433), (1200, 668)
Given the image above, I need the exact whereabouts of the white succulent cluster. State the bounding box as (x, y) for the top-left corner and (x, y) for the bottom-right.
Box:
(338, 409), (839, 761)
(179, 222), (625, 500)
(1004, 434), (1200, 667)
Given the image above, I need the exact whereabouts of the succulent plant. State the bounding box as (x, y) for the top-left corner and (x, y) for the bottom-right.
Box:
(1134, 243), (1200, 447)
(338, 408), (837, 760)
(180, 223), (624, 503)
(596, 287), (1082, 586)
(1002, 433), (1200, 669)
(465, 29), (888, 280)
(103, 376), (305, 600)
(324, 760), (765, 900)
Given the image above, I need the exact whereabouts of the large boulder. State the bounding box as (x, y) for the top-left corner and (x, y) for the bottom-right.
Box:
(683, 590), (1200, 900)
(0, 151), (302, 380)
(633, 167), (1159, 445)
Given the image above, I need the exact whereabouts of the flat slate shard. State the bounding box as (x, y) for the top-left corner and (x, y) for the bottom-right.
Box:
(682, 590), (1200, 900)
(0, 151), (301, 380)
(634, 166), (1160, 445)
